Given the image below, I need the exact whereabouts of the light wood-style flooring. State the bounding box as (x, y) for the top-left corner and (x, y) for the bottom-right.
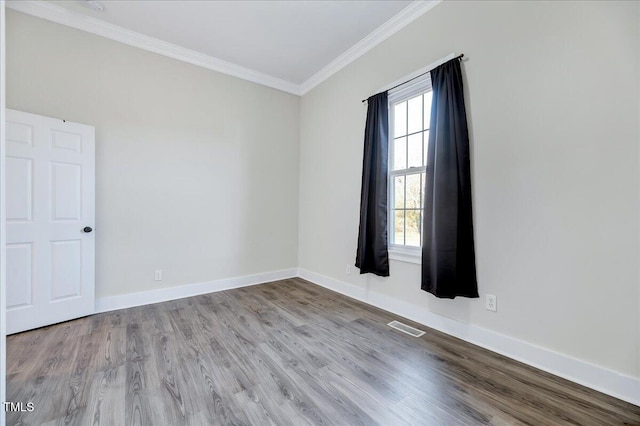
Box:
(6, 278), (640, 425)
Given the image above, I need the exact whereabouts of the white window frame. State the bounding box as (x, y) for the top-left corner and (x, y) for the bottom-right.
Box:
(387, 74), (432, 264)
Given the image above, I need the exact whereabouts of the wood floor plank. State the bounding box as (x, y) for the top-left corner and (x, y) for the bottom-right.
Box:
(85, 366), (126, 426)
(61, 332), (96, 424)
(313, 363), (409, 425)
(124, 320), (166, 426)
(7, 279), (640, 425)
(237, 384), (313, 426)
(393, 393), (477, 426)
(232, 386), (278, 426)
(257, 341), (378, 426)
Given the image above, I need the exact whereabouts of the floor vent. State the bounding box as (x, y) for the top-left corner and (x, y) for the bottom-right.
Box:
(387, 320), (425, 337)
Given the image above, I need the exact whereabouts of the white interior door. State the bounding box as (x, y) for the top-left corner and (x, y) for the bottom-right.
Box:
(6, 109), (95, 334)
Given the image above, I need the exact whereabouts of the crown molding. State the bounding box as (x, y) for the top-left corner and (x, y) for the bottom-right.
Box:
(7, 0), (443, 97)
(299, 0), (443, 95)
(6, 0), (302, 95)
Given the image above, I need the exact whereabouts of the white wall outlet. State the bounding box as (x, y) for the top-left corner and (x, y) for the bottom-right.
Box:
(486, 294), (497, 312)
(154, 270), (163, 281)
(346, 265), (352, 275)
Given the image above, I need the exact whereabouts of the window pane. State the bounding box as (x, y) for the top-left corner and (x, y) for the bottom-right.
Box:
(393, 210), (405, 245)
(394, 102), (407, 137)
(423, 91), (433, 130)
(393, 137), (406, 170)
(406, 173), (421, 209)
(423, 130), (429, 165)
(407, 95), (422, 134)
(405, 209), (421, 247)
(407, 133), (422, 168)
(394, 176), (405, 209)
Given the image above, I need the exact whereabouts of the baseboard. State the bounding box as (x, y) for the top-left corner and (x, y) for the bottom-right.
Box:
(96, 268), (298, 313)
(297, 268), (640, 407)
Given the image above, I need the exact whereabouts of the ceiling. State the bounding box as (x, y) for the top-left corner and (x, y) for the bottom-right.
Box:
(8, 1), (440, 94)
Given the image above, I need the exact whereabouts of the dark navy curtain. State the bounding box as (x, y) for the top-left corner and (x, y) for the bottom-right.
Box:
(355, 92), (390, 277)
(421, 58), (478, 298)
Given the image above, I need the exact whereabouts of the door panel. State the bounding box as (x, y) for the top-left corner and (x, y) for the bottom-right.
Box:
(6, 157), (33, 221)
(6, 121), (33, 147)
(6, 243), (33, 309)
(51, 162), (81, 221)
(6, 109), (95, 334)
(51, 130), (82, 153)
(50, 240), (82, 300)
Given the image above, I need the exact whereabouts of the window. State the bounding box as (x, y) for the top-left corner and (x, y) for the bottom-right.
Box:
(388, 75), (432, 260)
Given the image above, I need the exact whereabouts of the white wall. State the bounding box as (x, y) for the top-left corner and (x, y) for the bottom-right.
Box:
(299, 0), (640, 380)
(6, 10), (300, 299)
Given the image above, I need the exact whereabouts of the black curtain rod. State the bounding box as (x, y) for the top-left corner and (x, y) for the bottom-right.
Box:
(361, 54), (464, 103)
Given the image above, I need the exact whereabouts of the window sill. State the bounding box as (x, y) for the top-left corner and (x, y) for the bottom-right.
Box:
(388, 249), (421, 264)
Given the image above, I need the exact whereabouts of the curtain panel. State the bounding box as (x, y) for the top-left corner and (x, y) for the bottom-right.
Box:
(421, 59), (478, 298)
(355, 92), (390, 277)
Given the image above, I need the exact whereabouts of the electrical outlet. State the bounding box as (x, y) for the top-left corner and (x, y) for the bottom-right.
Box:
(486, 294), (497, 312)
(154, 270), (163, 281)
(346, 265), (352, 275)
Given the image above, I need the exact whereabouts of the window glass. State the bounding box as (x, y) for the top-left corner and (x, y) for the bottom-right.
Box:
(388, 81), (431, 251)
